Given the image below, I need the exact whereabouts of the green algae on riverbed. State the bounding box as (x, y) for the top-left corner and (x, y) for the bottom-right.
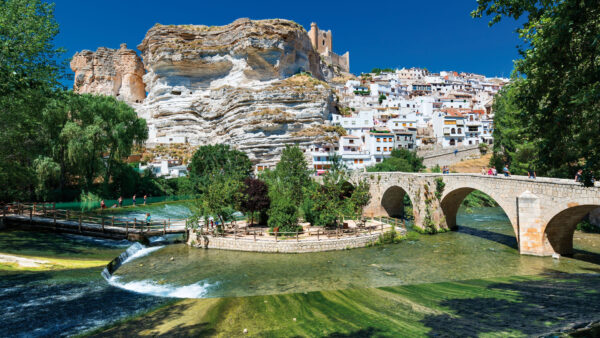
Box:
(87, 273), (600, 337)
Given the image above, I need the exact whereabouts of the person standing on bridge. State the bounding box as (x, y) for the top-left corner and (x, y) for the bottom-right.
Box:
(492, 166), (497, 176)
(132, 194), (136, 207)
(575, 169), (583, 182)
(528, 166), (536, 179)
(503, 165), (511, 177)
(143, 194), (147, 205)
(145, 213), (151, 227)
(487, 167), (493, 175)
(118, 196), (123, 208)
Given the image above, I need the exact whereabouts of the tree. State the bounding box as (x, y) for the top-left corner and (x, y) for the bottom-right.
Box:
(188, 144), (252, 193)
(240, 177), (270, 226)
(194, 175), (243, 231)
(271, 145), (310, 205)
(378, 94), (387, 104)
(368, 149), (424, 172)
(0, 0), (65, 201)
(473, 0), (600, 185)
(267, 190), (300, 233)
(41, 93), (148, 191)
(348, 179), (371, 225)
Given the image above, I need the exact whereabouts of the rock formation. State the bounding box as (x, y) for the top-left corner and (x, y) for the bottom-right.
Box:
(70, 43), (145, 104)
(136, 18), (336, 164)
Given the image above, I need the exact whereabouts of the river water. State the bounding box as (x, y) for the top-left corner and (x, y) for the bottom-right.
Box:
(1, 205), (599, 336)
(109, 207), (600, 299)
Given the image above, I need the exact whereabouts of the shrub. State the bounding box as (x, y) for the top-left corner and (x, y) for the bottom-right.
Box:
(576, 220), (600, 233)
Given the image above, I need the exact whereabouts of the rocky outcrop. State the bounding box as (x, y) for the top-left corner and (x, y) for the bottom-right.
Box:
(70, 43), (145, 104)
(136, 18), (336, 164)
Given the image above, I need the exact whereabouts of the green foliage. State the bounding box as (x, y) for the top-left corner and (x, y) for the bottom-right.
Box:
(462, 190), (499, 213)
(0, 0), (65, 201)
(374, 229), (404, 245)
(192, 175), (243, 229)
(368, 149), (424, 173)
(371, 68), (395, 75)
(79, 191), (102, 212)
(430, 165), (442, 173)
(33, 156), (60, 200)
(348, 179), (371, 223)
(576, 220), (600, 233)
(474, 0), (600, 185)
(188, 144), (252, 193)
(434, 178), (445, 200)
(267, 189), (300, 233)
(269, 145), (311, 205)
(378, 94), (387, 104)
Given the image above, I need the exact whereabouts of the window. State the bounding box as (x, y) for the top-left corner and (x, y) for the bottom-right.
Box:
(359, 159), (364, 164)
(449, 139), (456, 146)
(354, 159), (358, 164)
(349, 139), (354, 144)
(377, 147), (381, 151)
(376, 158), (381, 163)
(469, 140), (472, 145)
(451, 128), (456, 134)
(458, 128), (462, 134)
(389, 138), (393, 142)
(316, 157), (320, 161)
(395, 123), (398, 127)
(402, 123), (407, 127)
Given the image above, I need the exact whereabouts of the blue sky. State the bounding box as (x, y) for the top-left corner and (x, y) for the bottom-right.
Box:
(53, 0), (522, 84)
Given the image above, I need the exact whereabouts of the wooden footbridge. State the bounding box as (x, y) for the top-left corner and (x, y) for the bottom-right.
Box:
(1, 203), (188, 241)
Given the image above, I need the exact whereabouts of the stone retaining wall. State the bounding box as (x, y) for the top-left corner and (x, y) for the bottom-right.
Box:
(188, 231), (381, 253)
(419, 145), (482, 168)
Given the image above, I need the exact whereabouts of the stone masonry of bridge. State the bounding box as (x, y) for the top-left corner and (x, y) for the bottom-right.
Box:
(352, 172), (600, 257)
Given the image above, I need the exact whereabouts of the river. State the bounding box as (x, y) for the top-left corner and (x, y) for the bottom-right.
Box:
(1, 205), (599, 336)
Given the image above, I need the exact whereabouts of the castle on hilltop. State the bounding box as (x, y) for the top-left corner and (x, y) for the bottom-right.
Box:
(308, 22), (350, 73)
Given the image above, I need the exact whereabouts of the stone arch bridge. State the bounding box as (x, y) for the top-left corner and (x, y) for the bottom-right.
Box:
(350, 172), (600, 257)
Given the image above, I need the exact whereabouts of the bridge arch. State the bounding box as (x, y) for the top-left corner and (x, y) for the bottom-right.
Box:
(543, 204), (600, 255)
(440, 186), (517, 236)
(381, 185), (414, 219)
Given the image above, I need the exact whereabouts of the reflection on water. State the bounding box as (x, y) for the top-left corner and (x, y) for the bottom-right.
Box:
(112, 207), (600, 298)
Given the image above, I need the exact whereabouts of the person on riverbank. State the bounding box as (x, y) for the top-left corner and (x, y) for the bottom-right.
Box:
(143, 194), (147, 205)
(575, 169), (583, 182)
(503, 165), (511, 177)
(132, 194), (136, 207)
(118, 196), (122, 208)
(145, 213), (151, 227)
(100, 200), (106, 210)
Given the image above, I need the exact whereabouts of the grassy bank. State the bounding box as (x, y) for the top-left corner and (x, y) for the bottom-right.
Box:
(87, 273), (600, 337)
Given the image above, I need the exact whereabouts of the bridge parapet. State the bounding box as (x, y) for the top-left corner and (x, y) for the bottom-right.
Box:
(353, 171), (600, 256)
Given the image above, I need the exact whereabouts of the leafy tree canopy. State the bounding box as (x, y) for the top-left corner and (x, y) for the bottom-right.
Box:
(474, 0), (600, 184)
(368, 149), (424, 173)
(188, 144), (252, 193)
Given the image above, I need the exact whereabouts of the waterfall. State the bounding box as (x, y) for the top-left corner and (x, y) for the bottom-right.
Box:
(101, 242), (164, 280)
(101, 241), (214, 298)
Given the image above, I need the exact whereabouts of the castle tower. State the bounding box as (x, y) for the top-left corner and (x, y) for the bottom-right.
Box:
(309, 22), (318, 50)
